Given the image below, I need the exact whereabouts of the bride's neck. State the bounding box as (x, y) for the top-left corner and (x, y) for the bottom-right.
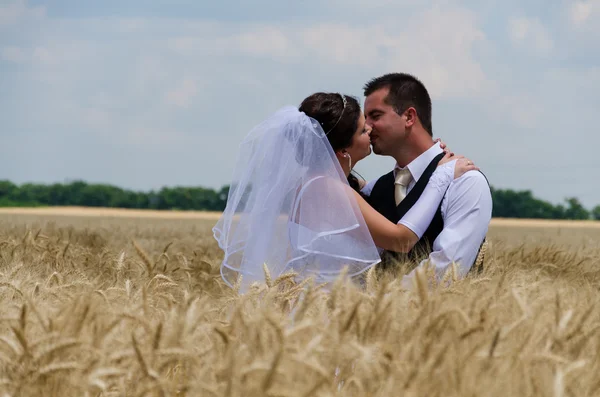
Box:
(339, 159), (351, 178)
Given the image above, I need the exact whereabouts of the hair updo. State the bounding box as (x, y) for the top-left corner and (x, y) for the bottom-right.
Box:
(299, 93), (364, 193)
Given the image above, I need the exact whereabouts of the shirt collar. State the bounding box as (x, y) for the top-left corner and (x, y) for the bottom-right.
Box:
(394, 142), (444, 181)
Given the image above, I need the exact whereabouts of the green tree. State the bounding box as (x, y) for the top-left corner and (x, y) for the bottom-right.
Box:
(217, 185), (230, 211)
(0, 180), (17, 198)
(490, 187), (574, 219)
(592, 205), (600, 221)
(563, 197), (590, 220)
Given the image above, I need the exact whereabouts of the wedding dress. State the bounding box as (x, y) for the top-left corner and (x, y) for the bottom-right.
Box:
(213, 107), (381, 293)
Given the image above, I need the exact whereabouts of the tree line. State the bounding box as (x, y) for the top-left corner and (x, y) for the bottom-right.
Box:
(0, 180), (229, 211)
(0, 180), (598, 220)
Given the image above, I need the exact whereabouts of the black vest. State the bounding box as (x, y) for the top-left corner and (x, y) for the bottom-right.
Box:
(367, 153), (446, 268)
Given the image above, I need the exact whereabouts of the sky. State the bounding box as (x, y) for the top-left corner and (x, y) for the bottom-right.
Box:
(1, 0), (600, 207)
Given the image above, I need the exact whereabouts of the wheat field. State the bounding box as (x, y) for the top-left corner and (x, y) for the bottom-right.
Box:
(1, 209), (600, 396)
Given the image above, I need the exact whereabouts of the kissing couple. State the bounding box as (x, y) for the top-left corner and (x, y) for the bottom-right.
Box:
(213, 73), (493, 293)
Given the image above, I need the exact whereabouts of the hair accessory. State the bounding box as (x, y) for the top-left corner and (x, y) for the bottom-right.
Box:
(325, 94), (347, 135)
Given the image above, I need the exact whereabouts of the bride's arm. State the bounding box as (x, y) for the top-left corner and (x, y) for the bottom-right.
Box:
(352, 190), (418, 252)
(352, 156), (478, 253)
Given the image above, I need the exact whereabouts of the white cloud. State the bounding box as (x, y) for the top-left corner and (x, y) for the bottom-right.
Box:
(541, 66), (600, 100)
(32, 46), (58, 65)
(567, 0), (600, 40)
(1, 42), (86, 68)
(1, 45), (26, 62)
(235, 27), (291, 58)
(162, 6), (492, 100)
(569, 1), (597, 26)
(79, 107), (112, 129)
(382, 6), (491, 99)
(328, 0), (422, 6)
(486, 92), (545, 129)
(508, 16), (553, 54)
(165, 78), (198, 108)
(0, 0), (44, 25)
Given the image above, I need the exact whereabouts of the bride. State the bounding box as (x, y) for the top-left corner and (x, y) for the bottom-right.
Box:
(213, 93), (477, 292)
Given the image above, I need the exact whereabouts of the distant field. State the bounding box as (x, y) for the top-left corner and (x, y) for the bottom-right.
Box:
(0, 206), (223, 219)
(1, 206), (599, 228)
(1, 208), (600, 395)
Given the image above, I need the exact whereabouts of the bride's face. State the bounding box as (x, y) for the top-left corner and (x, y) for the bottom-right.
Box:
(345, 113), (372, 166)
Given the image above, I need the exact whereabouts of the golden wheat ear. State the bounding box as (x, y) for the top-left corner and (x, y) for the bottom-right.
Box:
(365, 265), (377, 294)
(233, 274), (243, 293)
(474, 239), (489, 273)
(262, 263), (273, 288)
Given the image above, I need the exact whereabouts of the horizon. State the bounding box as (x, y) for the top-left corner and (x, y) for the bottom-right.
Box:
(1, 176), (596, 210)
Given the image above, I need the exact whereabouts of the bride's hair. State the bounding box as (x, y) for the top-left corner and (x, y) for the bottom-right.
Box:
(299, 92), (364, 193)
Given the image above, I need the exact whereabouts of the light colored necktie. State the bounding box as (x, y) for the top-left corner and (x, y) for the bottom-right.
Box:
(394, 168), (412, 205)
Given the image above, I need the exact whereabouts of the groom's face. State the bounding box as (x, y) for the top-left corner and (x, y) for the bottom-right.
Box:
(364, 87), (406, 156)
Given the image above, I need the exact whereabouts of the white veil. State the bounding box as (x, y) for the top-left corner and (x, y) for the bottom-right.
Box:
(213, 106), (381, 292)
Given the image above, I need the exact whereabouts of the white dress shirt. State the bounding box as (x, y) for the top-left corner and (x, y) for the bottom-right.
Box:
(361, 142), (492, 284)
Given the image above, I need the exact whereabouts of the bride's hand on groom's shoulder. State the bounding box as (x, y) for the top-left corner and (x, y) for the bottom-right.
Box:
(435, 138), (456, 157)
(454, 157), (479, 179)
(438, 149), (455, 165)
(438, 151), (479, 179)
(435, 137), (450, 152)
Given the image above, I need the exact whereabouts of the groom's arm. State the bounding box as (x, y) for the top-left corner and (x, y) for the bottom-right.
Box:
(402, 171), (492, 285)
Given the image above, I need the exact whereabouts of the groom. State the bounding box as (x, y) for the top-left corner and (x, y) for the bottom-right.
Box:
(361, 73), (492, 283)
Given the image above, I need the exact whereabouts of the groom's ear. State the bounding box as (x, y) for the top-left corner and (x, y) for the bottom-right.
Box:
(404, 107), (417, 127)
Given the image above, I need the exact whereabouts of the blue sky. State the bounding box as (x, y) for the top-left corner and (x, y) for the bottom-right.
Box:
(1, 0), (600, 206)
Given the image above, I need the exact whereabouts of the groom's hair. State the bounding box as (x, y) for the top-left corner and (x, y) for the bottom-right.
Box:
(363, 73), (433, 136)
